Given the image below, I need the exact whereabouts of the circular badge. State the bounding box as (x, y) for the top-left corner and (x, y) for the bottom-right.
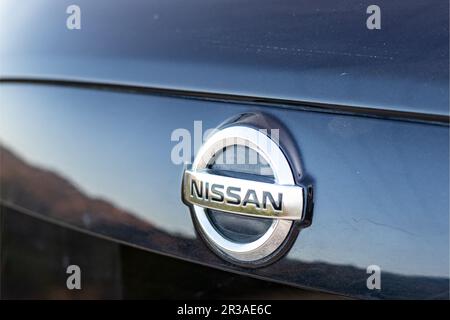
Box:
(182, 114), (312, 267)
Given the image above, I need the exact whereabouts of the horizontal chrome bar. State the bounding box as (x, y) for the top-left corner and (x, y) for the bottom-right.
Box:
(183, 170), (304, 220)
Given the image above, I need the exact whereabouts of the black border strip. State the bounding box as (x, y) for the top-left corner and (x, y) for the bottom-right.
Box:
(0, 201), (349, 299)
(1, 78), (449, 125)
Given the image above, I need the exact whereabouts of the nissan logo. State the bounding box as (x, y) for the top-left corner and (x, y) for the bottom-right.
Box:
(182, 114), (312, 267)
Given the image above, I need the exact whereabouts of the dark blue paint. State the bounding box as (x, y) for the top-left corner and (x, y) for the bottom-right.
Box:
(1, 84), (448, 299)
(1, 0), (448, 299)
(0, 0), (448, 116)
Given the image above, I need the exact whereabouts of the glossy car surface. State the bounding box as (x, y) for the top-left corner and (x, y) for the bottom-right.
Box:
(1, 0), (448, 299)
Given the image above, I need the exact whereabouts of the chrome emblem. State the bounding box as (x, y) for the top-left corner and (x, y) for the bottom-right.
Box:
(183, 170), (303, 220)
(182, 115), (311, 267)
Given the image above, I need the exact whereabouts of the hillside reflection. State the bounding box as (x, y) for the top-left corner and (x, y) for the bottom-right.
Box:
(1, 144), (448, 299)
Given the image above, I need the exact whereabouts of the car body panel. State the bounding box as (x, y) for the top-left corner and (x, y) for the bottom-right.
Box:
(0, 0), (448, 117)
(1, 84), (448, 299)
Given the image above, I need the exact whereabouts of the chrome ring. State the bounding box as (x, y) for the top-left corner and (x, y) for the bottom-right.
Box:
(191, 126), (300, 262)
